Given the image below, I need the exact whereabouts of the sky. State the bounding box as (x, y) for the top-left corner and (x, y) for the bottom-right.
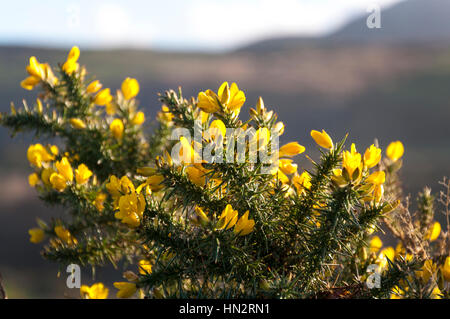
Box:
(0, 0), (403, 51)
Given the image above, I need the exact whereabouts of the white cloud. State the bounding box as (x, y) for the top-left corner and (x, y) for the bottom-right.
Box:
(182, 0), (403, 50)
(0, 0), (403, 50)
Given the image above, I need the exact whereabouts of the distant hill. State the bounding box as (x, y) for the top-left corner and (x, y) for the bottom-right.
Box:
(234, 36), (318, 53)
(329, 0), (450, 45)
(238, 0), (450, 52)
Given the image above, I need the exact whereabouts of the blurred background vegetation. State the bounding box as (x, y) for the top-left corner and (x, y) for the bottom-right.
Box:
(1, 0), (450, 297)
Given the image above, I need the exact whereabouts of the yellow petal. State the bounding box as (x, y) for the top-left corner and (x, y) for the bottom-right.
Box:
(311, 129), (333, 149)
(386, 141), (404, 162)
(279, 142), (305, 158)
(121, 77), (140, 100)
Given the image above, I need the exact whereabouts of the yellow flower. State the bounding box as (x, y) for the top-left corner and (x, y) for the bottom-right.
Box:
(275, 169), (289, 185)
(199, 110), (208, 124)
(364, 145), (382, 168)
(21, 56), (45, 90)
(197, 82), (245, 114)
(121, 77), (140, 100)
(292, 171), (311, 194)
(21, 76), (41, 90)
(425, 221), (441, 241)
(94, 88), (113, 106)
(208, 119), (226, 140)
(75, 164), (93, 185)
(70, 118), (86, 129)
(333, 169), (342, 176)
(366, 171), (385, 185)
(80, 283), (109, 299)
(158, 105), (174, 123)
(369, 236), (383, 253)
(106, 175), (135, 198)
(138, 260), (152, 275)
(62, 46), (80, 74)
(67, 46), (80, 61)
(279, 159), (298, 175)
(94, 192), (107, 212)
(26, 56), (45, 79)
(218, 82), (246, 112)
(311, 129), (333, 149)
(373, 184), (384, 203)
(193, 206), (210, 226)
(54, 225), (77, 245)
(110, 119), (124, 140)
(86, 80), (102, 93)
(50, 145), (59, 156)
(342, 149), (362, 180)
(55, 157), (74, 182)
(106, 175), (121, 197)
(42, 63), (58, 85)
(105, 102), (116, 115)
(50, 173), (67, 192)
(141, 174), (165, 192)
(27, 144), (54, 167)
(386, 141), (404, 162)
(197, 89), (221, 113)
(378, 246), (395, 269)
(178, 136), (201, 164)
(136, 167), (157, 176)
(416, 259), (436, 284)
(114, 282), (137, 298)
(115, 192), (145, 227)
(395, 241), (405, 257)
(279, 142), (305, 158)
(28, 228), (45, 244)
(442, 256), (450, 281)
(217, 204), (238, 230)
(36, 98), (43, 113)
(234, 210), (255, 236)
(390, 286), (403, 299)
(186, 165), (206, 187)
(28, 173), (39, 187)
(131, 111), (145, 125)
(41, 167), (55, 186)
(431, 286), (442, 299)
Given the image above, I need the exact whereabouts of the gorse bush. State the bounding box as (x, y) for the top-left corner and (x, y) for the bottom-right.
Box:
(1, 46), (449, 299)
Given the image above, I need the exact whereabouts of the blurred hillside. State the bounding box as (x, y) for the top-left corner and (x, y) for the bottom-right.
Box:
(1, 0), (450, 297)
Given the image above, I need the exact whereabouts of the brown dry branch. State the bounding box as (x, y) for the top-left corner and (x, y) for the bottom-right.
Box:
(437, 177), (450, 255)
(0, 272), (7, 299)
(383, 198), (428, 260)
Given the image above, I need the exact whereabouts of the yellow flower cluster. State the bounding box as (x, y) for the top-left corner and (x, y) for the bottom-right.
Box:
(193, 204), (255, 236)
(54, 225), (77, 246)
(114, 282), (137, 298)
(197, 82), (245, 115)
(80, 282), (109, 299)
(326, 140), (402, 204)
(20, 56), (58, 90)
(62, 46), (80, 74)
(27, 147), (93, 193)
(106, 175), (147, 227)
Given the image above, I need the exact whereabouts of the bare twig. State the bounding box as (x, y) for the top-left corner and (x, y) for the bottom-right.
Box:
(0, 272), (7, 299)
(438, 177), (450, 254)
